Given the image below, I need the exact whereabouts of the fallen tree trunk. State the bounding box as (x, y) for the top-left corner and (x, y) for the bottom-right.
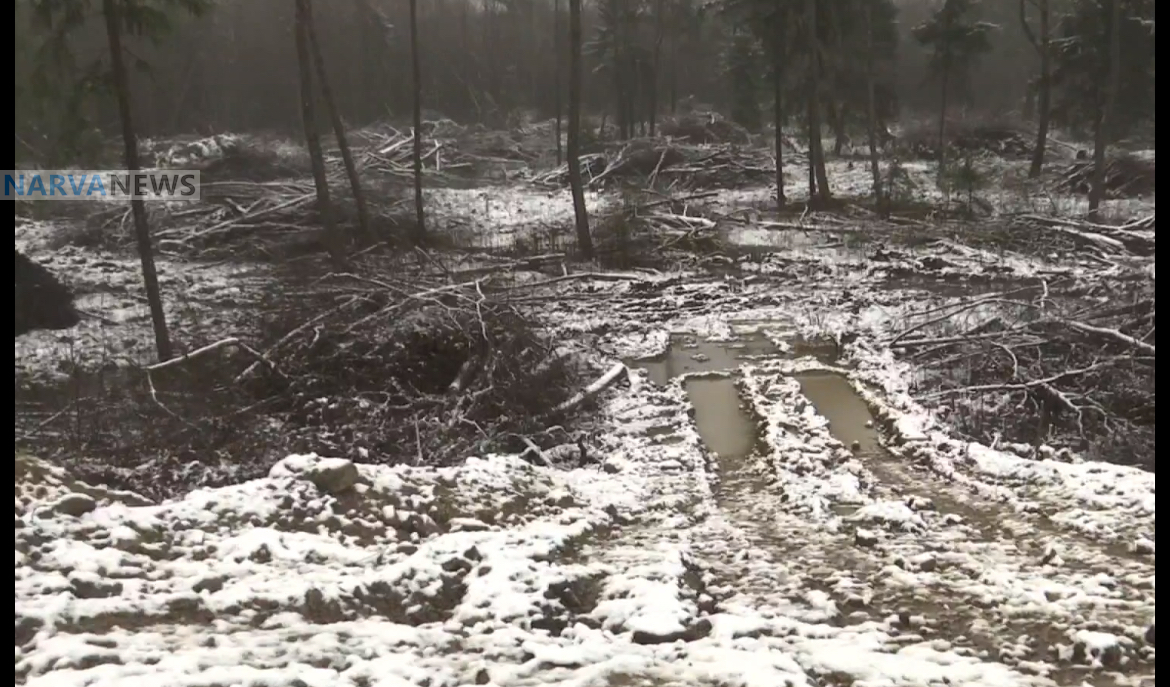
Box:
(554, 362), (629, 414)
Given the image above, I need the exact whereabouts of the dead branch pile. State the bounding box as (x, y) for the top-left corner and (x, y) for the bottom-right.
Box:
(1055, 154), (1156, 198)
(75, 121), (578, 257)
(142, 133), (251, 170)
(355, 120), (474, 178)
(896, 121), (1033, 161)
(590, 193), (726, 268)
(80, 174), (410, 260)
(532, 138), (777, 190)
(145, 121), (552, 187)
(353, 117), (559, 180)
(15, 254), (627, 498)
(890, 278), (1156, 470)
(120, 176), (410, 260)
(658, 113), (752, 145)
(926, 212), (1157, 262)
(1012, 213), (1156, 258)
(241, 266), (591, 468)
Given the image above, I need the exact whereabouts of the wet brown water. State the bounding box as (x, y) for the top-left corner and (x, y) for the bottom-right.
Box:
(683, 377), (756, 461)
(794, 372), (882, 455)
(631, 333), (774, 464)
(634, 333), (776, 388)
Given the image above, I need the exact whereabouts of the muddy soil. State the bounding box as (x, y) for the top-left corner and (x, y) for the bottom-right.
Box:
(627, 331), (1155, 687)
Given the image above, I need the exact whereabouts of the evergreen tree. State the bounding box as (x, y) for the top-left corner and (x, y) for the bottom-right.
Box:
(912, 0), (995, 178)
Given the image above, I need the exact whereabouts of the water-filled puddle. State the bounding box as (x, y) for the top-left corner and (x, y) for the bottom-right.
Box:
(634, 333), (776, 387)
(634, 340), (885, 469)
(789, 372), (884, 517)
(793, 372), (882, 456)
(794, 370), (1007, 537)
(630, 334), (776, 463)
(685, 377), (756, 460)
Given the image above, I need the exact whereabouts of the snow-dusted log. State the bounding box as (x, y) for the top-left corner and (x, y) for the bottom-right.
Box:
(554, 362), (629, 414)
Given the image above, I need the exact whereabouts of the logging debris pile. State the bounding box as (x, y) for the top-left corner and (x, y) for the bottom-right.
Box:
(901, 212), (1158, 262)
(657, 112), (753, 145)
(1055, 154), (1157, 198)
(532, 138), (777, 190)
(86, 128), (780, 260)
(589, 195), (727, 269)
(242, 259), (595, 469)
(147, 120), (548, 183)
(76, 121), (574, 257)
(893, 277), (1156, 470)
(15, 255), (628, 499)
(896, 121), (1034, 160)
(354, 117), (565, 178)
(72, 177), (405, 260)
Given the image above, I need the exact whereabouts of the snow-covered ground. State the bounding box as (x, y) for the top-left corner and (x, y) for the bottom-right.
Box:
(17, 272), (1155, 687)
(16, 216), (272, 376)
(425, 186), (618, 253)
(15, 154), (1155, 686)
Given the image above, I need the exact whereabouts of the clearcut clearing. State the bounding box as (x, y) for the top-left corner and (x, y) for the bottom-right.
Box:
(17, 279), (1155, 687)
(15, 144), (1155, 687)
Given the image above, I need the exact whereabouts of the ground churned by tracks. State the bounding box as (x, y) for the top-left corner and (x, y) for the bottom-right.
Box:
(16, 247), (1155, 685)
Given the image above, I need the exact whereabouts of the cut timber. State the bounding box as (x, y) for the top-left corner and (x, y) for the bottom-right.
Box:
(554, 362), (629, 414)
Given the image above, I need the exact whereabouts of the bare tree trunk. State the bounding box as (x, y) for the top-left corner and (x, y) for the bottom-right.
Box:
(303, 0), (371, 242)
(863, 0), (885, 215)
(1088, 0), (1121, 218)
(529, 0), (540, 110)
(567, 0), (594, 259)
(668, 5), (679, 115)
(630, 61), (642, 136)
(829, 102), (848, 156)
(408, 0), (426, 241)
(771, 13), (787, 209)
(807, 99), (817, 197)
(634, 64), (645, 136)
(614, 64), (630, 140)
(294, 0), (345, 268)
(1020, 0), (1052, 177)
(1030, 43), (1051, 177)
(102, 0), (172, 362)
(650, 0), (665, 136)
(639, 63), (648, 136)
(937, 60), (951, 181)
(823, 0), (849, 158)
(805, 0), (831, 201)
(554, 0), (564, 164)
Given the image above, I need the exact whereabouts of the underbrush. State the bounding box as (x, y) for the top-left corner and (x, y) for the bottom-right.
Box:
(14, 252), (597, 500)
(592, 204), (726, 270)
(895, 115), (1035, 161)
(895, 276), (1155, 470)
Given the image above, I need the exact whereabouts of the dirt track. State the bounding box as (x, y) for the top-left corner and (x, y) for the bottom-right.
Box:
(14, 148), (1156, 685)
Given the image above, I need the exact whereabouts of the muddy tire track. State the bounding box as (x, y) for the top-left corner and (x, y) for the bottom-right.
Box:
(609, 313), (1155, 686)
(751, 365), (1155, 686)
(630, 331), (1152, 685)
(625, 345), (1036, 682)
(588, 376), (1040, 686)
